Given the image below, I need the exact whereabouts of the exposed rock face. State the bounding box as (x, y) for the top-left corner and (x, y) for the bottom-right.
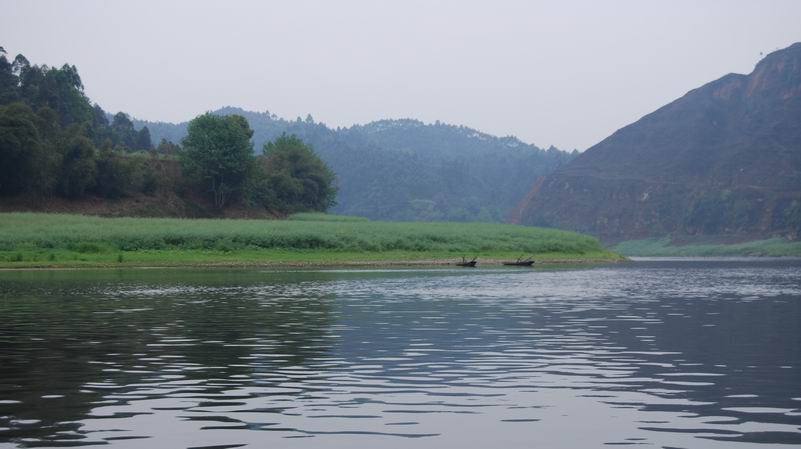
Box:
(518, 43), (801, 242)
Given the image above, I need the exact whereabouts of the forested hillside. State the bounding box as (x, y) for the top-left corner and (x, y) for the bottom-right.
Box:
(0, 48), (335, 217)
(1, 45), (572, 223)
(518, 42), (801, 242)
(136, 109), (575, 222)
(0, 47), (156, 200)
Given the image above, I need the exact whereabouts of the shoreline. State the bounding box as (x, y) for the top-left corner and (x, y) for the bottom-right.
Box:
(0, 256), (625, 271)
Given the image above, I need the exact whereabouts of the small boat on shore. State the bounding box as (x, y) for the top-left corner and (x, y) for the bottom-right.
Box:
(456, 257), (477, 267)
(502, 256), (535, 267)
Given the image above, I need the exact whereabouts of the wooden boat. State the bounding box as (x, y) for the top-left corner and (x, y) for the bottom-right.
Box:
(456, 257), (477, 267)
(502, 256), (535, 267)
(502, 260), (535, 267)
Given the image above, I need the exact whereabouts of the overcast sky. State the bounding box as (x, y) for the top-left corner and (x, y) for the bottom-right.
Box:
(4, 0), (801, 150)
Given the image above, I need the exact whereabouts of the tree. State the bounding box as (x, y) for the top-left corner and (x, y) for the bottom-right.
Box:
(0, 103), (44, 195)
(0, 50), (20, 104)
(57, 132), (96, 198)
(95, 149), (133, 199)
(136, 126), (151, 150)
(18, 62), (93, 127)
(0, 50), (168, 200)
(11, 54), (30, 77)
(111, 112), (135, 148)
(156, 138), (180, 156)
(256, 134), (337, 212)
(180, 113), (254, 208)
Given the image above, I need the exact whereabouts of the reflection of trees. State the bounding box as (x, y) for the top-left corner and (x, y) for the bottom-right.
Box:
(0, 269), (335, 445)
(592, 295), (801, 444)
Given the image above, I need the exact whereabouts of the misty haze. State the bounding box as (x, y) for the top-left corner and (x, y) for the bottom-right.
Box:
(1, 1), (800, 448)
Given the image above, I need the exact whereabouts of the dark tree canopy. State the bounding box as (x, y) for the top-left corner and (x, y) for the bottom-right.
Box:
(136, 126), (151, 151)
(0, 50), (19, 104)
(109, 112), (150, 150)
(57, 132), (97, 198)
(112, 112), (134, 135)
(18, 63), (93, 127)
(181, 113), (255, 208)
(0, 48), (337, 215)
(0, 103), (43, 195)
(0, 49), (157, 200)
(256, 134), (337, 212)
(156, 138), (180, 155)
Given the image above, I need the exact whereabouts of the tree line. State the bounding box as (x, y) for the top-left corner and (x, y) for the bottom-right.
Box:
(136, 107), (576, 222)
(0, 47), (335, 213)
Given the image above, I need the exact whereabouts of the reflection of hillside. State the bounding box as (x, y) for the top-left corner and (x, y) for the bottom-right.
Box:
(543, 262), (801, 445)
(0, 269), (335, 445)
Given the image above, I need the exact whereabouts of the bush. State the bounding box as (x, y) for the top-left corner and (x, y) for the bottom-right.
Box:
(252, 134), (337, 213)
(67, 242), (104, 253)
(58, 134), (97, 198)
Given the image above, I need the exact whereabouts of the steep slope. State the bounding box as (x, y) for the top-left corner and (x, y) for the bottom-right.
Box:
(518, 42), (801, 242)
(135, 111), (574, 222)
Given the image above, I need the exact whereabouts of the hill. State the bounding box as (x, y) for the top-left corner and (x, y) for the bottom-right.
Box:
(517, 42), (801, 244)
(135, 109), (575, 222)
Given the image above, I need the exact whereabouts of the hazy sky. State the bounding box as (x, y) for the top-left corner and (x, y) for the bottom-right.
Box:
(4, 0), (801, 150)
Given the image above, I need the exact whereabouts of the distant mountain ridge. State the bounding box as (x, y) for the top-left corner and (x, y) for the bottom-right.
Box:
(134, 109), (575, 222)
(517, 42), (801, 242)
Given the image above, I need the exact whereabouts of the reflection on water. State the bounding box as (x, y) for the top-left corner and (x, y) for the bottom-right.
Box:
(1, 260), (800, 448)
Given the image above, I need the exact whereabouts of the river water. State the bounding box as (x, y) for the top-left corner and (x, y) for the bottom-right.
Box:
(0, 258), (800, 448)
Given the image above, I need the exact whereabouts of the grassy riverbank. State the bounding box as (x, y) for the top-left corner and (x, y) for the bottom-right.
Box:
(0, 212), (622, 268)
(611, 236), (801, 257)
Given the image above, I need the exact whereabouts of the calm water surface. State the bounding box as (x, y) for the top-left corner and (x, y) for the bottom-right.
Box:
(1, 258), (800, 448)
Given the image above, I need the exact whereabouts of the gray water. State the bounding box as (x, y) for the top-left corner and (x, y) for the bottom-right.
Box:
(1, 258), (800, 448)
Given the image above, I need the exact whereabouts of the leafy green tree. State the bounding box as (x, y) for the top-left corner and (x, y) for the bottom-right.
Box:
(87, 103), (112, 144)
(0, 50), (162, 200)
(111, 112), (135, 148)
(0, 103), (43, 195)
(257, 134), (337, 212)
(181, 113), (254, 208)
(136, 126), (152, 150)
(35, 106), (60, 141)
(18, 63), (93, 127)
(11, 54), (30, 77)
(95, 149), (133, 198)
(0, 48), (20, 104)
(156, 137), (180, 156)
(57, 132), (96, 197)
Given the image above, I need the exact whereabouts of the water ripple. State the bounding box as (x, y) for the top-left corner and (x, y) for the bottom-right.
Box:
(1, 259), (800, 447)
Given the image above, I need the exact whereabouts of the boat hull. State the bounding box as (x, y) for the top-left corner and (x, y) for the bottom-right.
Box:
(502, 261), (535, 267)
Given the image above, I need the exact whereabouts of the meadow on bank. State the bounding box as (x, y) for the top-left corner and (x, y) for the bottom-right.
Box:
(0, 212), (621, 268)
(611, 236), (801, 257)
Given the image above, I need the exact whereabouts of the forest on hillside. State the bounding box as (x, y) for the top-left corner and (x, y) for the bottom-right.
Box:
(137, 109), (576, 222)
(0, 48), (335, 216)
(1, 45), (573, 223)
(518, 42), (801, 242)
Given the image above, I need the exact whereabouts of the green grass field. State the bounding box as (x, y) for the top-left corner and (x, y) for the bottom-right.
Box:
(612, 236), (801, 257)
(0, 212), (621, 268)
